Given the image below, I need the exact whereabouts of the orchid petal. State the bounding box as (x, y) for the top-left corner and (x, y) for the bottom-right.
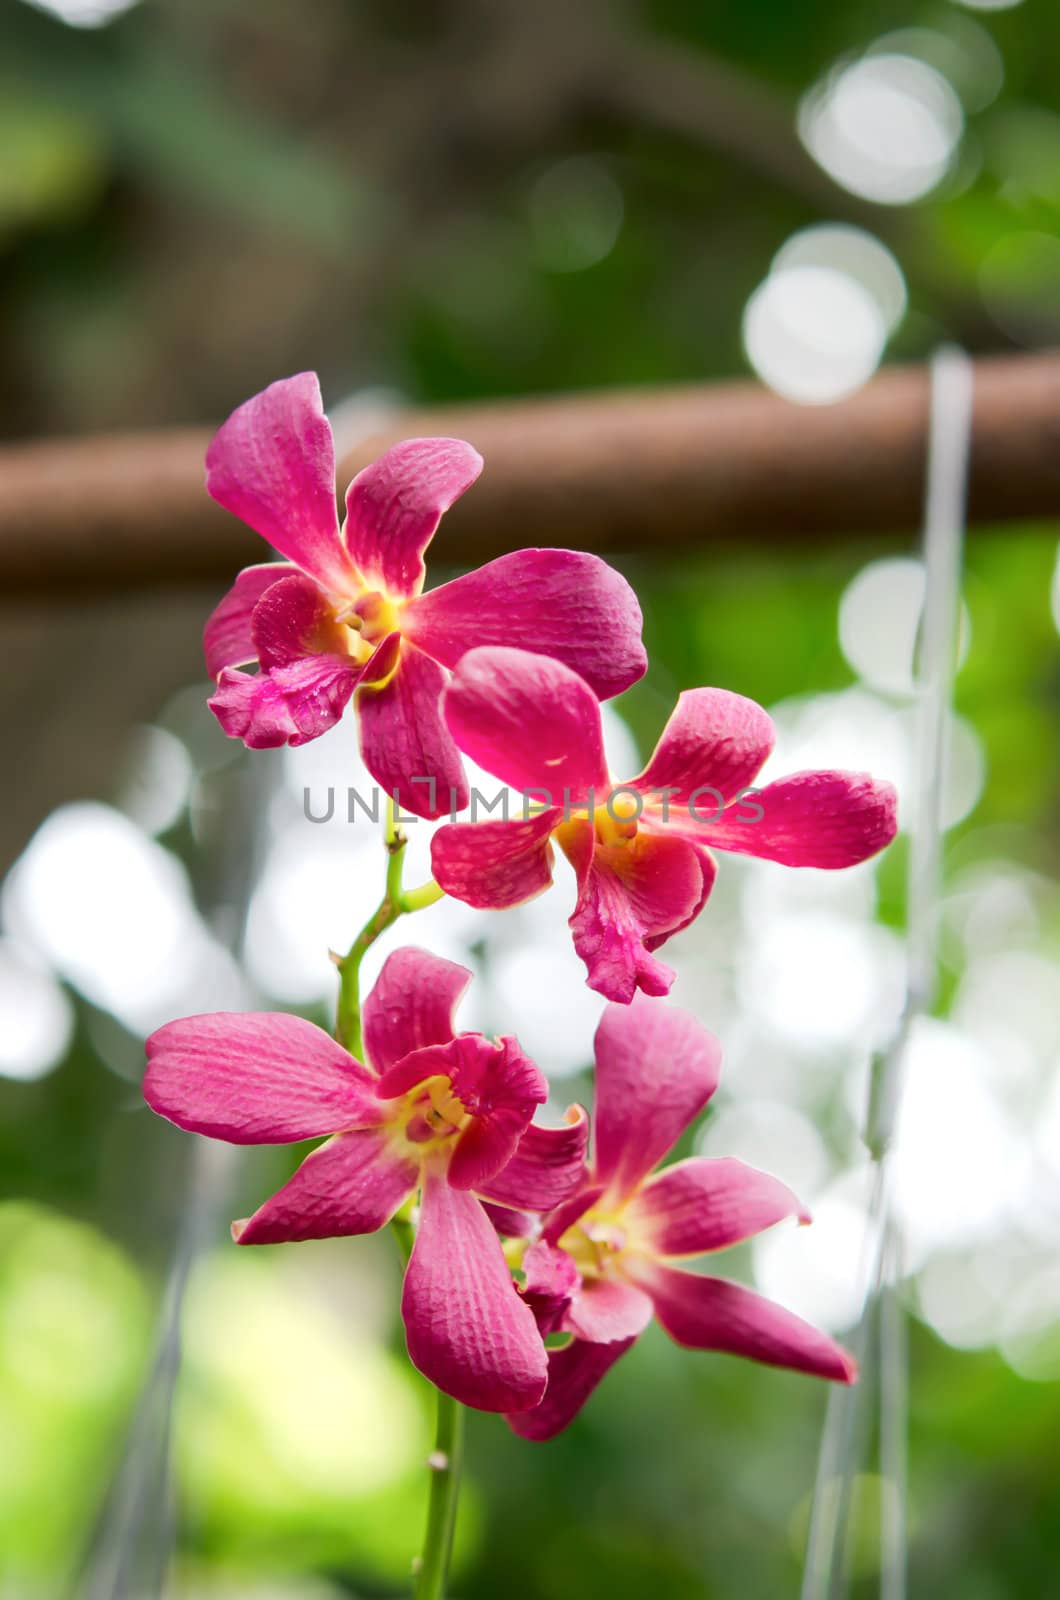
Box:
(477, 1106), (590, 1213)
(357, 641), (469, 820)
(234, 1127), (418, 1244)
(362, 946), (470, 1076)
(402, 550), (646, 699)
(205, 373), (358, 594)
(681, 770), (899, 867)
(641, 839), (717, 952)
(249, 572), (350, 668)
(592, 996), (721, 1198)
(209, 655), (361, 749)
(144, 1012), (381, 1143)
(560, 823), (703, 1003)
(482, 1202), (537, 1239)
(521, 1240), (581, 1334)
(625, 1157), (809, 1259)
(203, 563), (290, 678)
(430, 812), (559, 910)
(442, 647), (608, 801)
(506, 1336), (636, 1441)
(446, 1036), (547, 1191)
(632, 1262), (856, 1382)
(403, 1171), (548, 1412)
(343, 437), (482, 601)
(634, 688), (775, 808)
(565, 1277), (654, 1343)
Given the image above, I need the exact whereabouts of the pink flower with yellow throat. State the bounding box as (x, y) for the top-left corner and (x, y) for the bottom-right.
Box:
(431, 647), (898, 1002)
(203, 374), (646, 818)
(144, 947), (588, 1413)
(508, 995), (855, 1441)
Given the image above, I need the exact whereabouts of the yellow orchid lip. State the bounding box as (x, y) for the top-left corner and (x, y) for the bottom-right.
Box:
(426, 1077), (471, 1131)
(594, 789), (641, 845)
(384, 1074), (471, 1162)
(552, 786), (644, 850)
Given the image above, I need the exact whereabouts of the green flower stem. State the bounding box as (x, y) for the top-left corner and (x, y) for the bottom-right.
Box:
(413, 1387), (465, 1600)
(334, 799), (444, 1056)
(334, 894), (402, 1057)
(385, 805), (409, 907)
(402, 878), (446, 912)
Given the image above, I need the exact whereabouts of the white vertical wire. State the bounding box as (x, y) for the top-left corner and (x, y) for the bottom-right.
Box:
(79, 1138), (234, 1600)
(878, 1218), (908, 1600)
(801, 347), (974, 1600)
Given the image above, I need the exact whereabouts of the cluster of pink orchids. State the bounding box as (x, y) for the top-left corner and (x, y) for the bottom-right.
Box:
(144, 373), (897, 1438)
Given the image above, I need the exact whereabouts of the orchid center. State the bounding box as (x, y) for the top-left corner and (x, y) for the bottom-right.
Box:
(351, 589), (401, 643)
(559, 1206), (629, 1279)
(593, 788), (641, 847)
(397, 1075), (471, 1152)
(555, 789), (642, 850)
(330, 587), (402, 663)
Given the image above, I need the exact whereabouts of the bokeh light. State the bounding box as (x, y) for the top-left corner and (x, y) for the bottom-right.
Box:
(743, 224), (909, 402)
(743, 263), (887, 404)
(799, 52), (964, 204)
(245, 822), (381, 1006)
(19, 0), (141, 26)
(891, 1018), (1029, 1265)
(916, 1247), (1010, 1351)
(698, 1100), (831, 1201)
(1000, 1268), (1060, 1382)
(951, 0), (1024, 12)
(738, 910), (904, 1053)
(952, 949), (1060, 1094)
(776, 225), (907, 328)
(486, 866), (606, 1077)
(755, 1167), (878, 1333)
(838, 556), (971, 696)
(0, 936), (73, 1081)
(117, 725), (194, 837)
(3, 802), (244, 1035)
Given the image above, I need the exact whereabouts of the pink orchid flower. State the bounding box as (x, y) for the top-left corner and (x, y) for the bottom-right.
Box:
(203, 373), (646, 818)
(143, 946), (588, 1413)
(507, 996), (855, 1441)
(431, 647), (898, 1002)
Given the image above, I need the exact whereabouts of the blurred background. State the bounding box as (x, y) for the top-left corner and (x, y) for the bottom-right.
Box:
(1, 1), (1059, 1596)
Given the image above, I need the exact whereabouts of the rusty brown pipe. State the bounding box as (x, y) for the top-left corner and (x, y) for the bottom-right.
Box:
(1, 352), (1057, 599)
